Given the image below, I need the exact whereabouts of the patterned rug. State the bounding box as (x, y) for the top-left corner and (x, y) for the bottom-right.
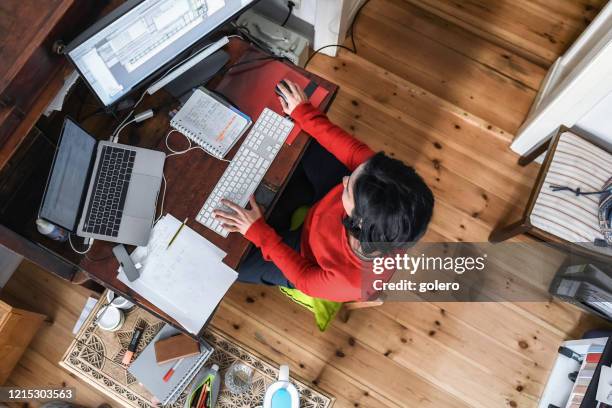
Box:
(60, 294), (334, 408)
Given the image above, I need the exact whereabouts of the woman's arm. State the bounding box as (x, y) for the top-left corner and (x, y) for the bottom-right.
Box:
(278, 80), (374, 171)
(213, 198), (358, 301)
(291, 103), (374, 171)
(245, 219), (358, 302)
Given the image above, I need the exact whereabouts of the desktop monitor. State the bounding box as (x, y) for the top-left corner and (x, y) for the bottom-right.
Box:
(66, 0), (257, 107)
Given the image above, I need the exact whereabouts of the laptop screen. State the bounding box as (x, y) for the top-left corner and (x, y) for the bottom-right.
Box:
(39, 118), (96, 232)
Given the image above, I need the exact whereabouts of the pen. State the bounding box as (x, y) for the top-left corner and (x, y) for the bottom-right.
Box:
(163, 358), (184, 382)
(166, 218), (188, 250)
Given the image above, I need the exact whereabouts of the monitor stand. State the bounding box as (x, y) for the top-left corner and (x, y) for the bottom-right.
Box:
(163, 49), (230, 102)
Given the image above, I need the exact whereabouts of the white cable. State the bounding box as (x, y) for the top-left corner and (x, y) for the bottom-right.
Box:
(109, 91), (147, 141)
(164, 130), (231, 162)
(68, 234), (94, 255)
(112, 118), (136, 143)
(155, 130), (232, 222)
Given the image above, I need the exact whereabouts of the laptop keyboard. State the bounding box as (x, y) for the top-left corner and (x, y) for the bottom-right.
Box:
(83, 146), (135, 237)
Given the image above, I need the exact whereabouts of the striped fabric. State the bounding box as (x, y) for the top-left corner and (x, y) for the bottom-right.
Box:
(530, 131), (612, 255)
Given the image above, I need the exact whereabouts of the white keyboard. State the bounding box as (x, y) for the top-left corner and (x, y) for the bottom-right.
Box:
(196, 108), (294, 237)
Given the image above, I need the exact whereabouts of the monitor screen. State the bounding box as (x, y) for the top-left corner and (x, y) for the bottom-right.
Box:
(67, 0), (256, 106)
(39, 119), (96, 232)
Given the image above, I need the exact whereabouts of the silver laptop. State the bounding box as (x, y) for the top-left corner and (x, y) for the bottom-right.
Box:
(39, 117), (165, 246)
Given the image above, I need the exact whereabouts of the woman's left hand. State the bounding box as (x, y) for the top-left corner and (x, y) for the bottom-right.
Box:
(213, 195), (263, 235)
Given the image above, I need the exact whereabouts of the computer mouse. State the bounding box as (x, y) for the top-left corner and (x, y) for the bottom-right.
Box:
(275, 80), (290, 104)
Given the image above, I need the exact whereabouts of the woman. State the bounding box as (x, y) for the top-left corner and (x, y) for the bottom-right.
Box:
(214, 80), (434, 302)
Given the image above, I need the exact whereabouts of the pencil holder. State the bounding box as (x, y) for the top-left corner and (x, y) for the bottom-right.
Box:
(184, 364), (220, 408)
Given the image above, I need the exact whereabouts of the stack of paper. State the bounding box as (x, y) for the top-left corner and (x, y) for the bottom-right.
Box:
(118, 214), (237, 334)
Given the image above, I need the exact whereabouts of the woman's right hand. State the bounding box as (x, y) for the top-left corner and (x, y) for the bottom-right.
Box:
(278, 79), (309, 115)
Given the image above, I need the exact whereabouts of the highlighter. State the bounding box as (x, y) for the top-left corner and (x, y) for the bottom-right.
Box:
(122, 324), (144, 365)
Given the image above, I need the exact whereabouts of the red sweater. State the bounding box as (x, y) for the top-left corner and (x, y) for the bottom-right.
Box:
(245, 103), (375, 302)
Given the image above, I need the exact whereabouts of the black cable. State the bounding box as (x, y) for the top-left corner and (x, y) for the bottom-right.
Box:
(232, 23), (276, 55)
(304, 0), (371, 69)
(219, 55), (287, 76)
(206, 89), (242, 113)
(281, 1), (295, 27)
(304, 45), (354, 68)
(550, 184), (610, 196)
(79, 108), (106, 122)
(85, 253), (115, 263)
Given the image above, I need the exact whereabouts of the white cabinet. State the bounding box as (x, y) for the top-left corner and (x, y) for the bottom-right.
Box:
(511, 2), (612, 156)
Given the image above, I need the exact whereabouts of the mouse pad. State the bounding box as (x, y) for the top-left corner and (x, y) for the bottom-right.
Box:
(214, 50), (330, 145)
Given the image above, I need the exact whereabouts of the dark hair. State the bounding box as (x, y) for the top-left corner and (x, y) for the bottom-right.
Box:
(342, 152), (434, 256)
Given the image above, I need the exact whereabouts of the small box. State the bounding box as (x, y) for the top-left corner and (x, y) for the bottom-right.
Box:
(154, 333), (201, 365)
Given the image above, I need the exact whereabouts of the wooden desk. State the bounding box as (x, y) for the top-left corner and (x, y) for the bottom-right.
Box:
(0, 0), (109, 281)
(79, 38), (338, 337)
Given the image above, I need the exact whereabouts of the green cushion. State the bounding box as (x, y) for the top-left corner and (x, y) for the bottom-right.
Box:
(279, 287), (343, 331)
(290, 205), (310, 231)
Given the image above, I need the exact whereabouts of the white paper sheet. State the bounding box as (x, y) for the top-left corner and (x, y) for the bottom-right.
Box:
(118, 214), (236, 333)
(73, 296), (98, 334)
(597, 365), (612, 403)
(44, 71), (80, 116)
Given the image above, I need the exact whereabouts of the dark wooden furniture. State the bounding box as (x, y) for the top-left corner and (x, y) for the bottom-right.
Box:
(0, 0), (111, 280)
(0, 13), (338, 338)
(0, 0), (109, 168)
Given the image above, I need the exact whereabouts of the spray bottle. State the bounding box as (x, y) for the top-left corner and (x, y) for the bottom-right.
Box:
(263, 364), (300, 408)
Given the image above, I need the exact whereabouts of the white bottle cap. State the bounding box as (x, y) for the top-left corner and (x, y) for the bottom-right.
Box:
(279, 365), (290, 382)
(36, 218), (55, 235)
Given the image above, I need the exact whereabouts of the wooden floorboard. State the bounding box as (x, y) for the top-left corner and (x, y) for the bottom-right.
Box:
(1, 262), (112, 408)
(2, 1), (611, 407)
(402, 0), (604, 66)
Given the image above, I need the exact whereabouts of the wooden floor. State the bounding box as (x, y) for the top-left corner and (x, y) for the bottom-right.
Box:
(2, 1), (612, 407)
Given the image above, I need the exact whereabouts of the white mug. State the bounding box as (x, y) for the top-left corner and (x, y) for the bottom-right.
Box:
(97, 305), (125, 332)
(106, 290), (134, 310)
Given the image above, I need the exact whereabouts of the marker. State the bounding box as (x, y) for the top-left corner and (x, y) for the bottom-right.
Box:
(163, 358), (184, 382)
(122, 324), (144, 365)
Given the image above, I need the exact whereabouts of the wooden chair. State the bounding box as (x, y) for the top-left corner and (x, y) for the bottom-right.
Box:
(489, 126), (612, 258)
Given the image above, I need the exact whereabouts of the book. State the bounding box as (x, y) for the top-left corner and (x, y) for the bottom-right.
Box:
(129, 324), (213, 405)
(170, 87), (251, 159)
(154, 333), (201, 364)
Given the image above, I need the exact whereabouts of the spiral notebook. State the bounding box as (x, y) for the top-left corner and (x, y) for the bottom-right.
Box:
(170, 88), (252, 159)
(129, 324), (213, 405)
